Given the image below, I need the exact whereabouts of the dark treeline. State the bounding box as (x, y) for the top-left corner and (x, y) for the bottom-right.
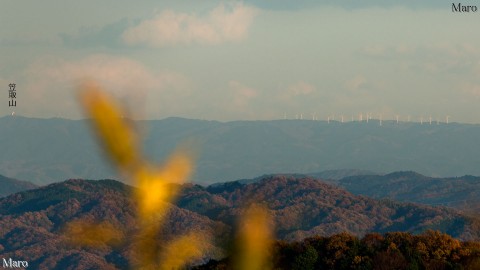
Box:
(195, 230), (480, 270)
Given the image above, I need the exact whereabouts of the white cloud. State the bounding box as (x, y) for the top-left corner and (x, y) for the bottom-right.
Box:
(274, 81), (318, 115)
(21, 55), (190, 119)
(229, 80), (257, 108)
(461, 82), (480, 100)
(283, 81), (315, 99)
(122, 3), (258, 47)
(345, 75), (367, 92)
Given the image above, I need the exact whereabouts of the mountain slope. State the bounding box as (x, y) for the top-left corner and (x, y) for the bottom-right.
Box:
(329, 171), (480, 211)
(177, 175), (480, 242)
(2, 116), (480, 184)
(0, 174), (37, 198)
(0, 179), (228, 269)
(1, 176), (480, 269)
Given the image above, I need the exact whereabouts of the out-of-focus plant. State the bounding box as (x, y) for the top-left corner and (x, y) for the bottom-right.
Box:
(64, 220), (124, 247)
(235, 205), (273, 270)
(66, 81), (273, 270)
(69, 81), (203, 269)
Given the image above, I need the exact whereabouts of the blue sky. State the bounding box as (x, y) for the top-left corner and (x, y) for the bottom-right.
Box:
(2, 1), (480, 122)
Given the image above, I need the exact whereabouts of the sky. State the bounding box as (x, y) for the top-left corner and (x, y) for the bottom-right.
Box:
(1, 1), (480, 122)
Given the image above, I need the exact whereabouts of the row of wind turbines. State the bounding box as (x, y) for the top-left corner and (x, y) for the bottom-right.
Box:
(285, 113), (451, 125)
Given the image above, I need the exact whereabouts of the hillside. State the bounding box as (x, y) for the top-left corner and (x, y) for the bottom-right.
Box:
(2, 116), (480, 184)
(0, 174), (37, 198)
(327, 171), (480, 212)
(1, 176), (480, 268)
(195, 231), (480, 269)
(177, 175), (480, 242)
(308, 169), (378, 180)
(0, 179), (228, 269)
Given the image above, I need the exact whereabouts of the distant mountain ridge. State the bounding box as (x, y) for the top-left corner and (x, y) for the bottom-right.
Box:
(2, 116), (480, 185)
(177, 174), (480, 242)
(0, 174), (37, 198)
(324, 171), (480, 212)
(2, 175), (480, 269)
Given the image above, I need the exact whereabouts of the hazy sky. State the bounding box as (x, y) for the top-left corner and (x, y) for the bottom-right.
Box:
(2, 1), (480, 122)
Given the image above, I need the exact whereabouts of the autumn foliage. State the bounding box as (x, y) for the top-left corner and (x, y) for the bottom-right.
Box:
(197, 230), (480, 270)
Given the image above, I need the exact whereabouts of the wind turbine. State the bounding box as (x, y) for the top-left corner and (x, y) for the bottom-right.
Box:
(379, 114), (382, 126)
(396, 115), (399, 124)
(429, 116), (432, 125)
(446, 115), (450, 124)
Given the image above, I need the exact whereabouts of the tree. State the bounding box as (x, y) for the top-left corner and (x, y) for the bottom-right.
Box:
(292, 245), (318, 270)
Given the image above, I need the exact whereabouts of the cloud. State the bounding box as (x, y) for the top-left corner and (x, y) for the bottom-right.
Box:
(274, 81), (319, 115)
(243, 0), (446, 10)
(229, 80), (257, 108)
(122, 3), (258, 47)
(283, 81), (315, 99)
(345, 75), (368, 92)
(21, 55), (190, 119)
(60, 18), (130, 49)
(461, 83), (480, 100)
(362, 45), (387, 57)
(360, 43), (480, 75)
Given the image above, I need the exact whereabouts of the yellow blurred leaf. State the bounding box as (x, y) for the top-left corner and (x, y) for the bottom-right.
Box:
(78, 82), (205, 270)
(64, 220), (123, 247)
(159, 232), (206, 270)
(236, 205), (273, 270)
(134, 165), (176, 219)
(78, 82), (140, 171)
(135, 147), (194, 218)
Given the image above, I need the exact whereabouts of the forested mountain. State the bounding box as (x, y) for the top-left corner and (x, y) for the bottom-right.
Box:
(325, 171), (480, 212)
(196, 231), (480, 270)
(307, 169), (378, 180)
(177, 175), (480, 242)
(0, 179), (228, 269)
(2, 116), (480, 185)
(0, 174), (37, 198)
(1, 175), (479, 269)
